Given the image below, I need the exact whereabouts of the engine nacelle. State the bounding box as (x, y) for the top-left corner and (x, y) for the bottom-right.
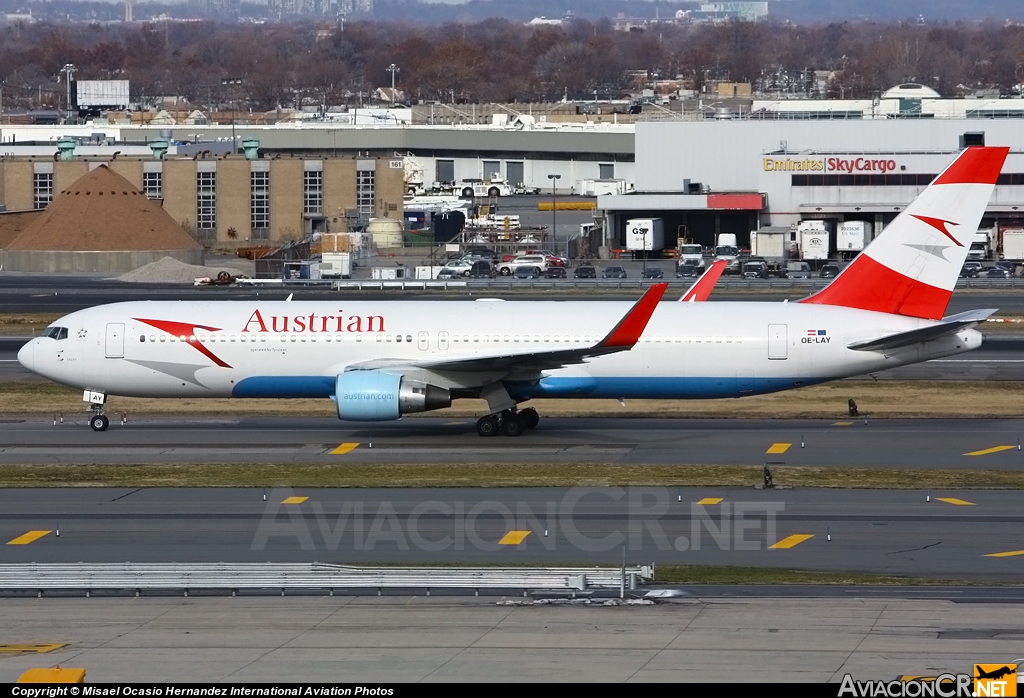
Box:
(335, 371), (451, 421)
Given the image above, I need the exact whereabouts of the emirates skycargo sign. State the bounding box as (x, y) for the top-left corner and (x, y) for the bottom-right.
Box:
(763, 157), (899, 173)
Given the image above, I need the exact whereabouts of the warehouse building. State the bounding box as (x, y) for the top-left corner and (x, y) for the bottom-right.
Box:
(599, 119), (1024, 256)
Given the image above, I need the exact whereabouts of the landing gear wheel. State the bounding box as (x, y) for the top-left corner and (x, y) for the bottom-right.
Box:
(476, 415), (499, 437)
(90, 414), (109, 432)
(520, 407), (539, 429)
(501, 412), (526, 437)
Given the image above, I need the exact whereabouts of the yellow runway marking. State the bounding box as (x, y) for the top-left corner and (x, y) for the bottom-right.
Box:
(964, 445), (1015, 456)
(936, 497), (975, 506)
(281, 496), (308, 505)
(769, 534), (814, 549)
(766, 443), (791, 454)
(6, 530), (51, 545)
(0, 644), (66, 654)
(832, 421), (853, 426)
(329, 442), (359, 455)
(985, 549), (1024, 558)
(697, 498), (723, 505)
(498, 530), (531, 545)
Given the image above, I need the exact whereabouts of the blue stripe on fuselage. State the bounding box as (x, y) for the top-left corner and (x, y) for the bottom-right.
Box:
(232, 375), (828, 400)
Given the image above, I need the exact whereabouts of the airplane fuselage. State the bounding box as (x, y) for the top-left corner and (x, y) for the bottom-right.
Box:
(19, 299), (982, 403)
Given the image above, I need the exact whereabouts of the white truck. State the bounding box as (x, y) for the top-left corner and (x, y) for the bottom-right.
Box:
(968, 228), (996, 261)
(798, 220), (829, 261)
(714, 233), (739, 260)
(677, 243), (705, 269)
(319, 252), (351, 279)
(626, 218), (665, 252)
(838, 221), (872, 253)
(1001, 229), (1024, 260)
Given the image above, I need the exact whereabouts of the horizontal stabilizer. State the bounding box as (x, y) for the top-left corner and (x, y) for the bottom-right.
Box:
(847, 309), (996, 352)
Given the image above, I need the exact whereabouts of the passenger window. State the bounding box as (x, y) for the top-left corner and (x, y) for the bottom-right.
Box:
(396, 335), (403, 343)
(376, 335), (382, 342)
(140, 335), (146, 342)
(160, 335), (167, 343)
(387, 335), (393, 342)
(149, 335), (156, 343)
(407, 335), (413, 343)
(260, 335), (267, 343)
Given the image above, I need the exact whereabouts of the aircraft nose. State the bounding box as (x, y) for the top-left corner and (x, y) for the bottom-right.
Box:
(17, 340), (34, 372)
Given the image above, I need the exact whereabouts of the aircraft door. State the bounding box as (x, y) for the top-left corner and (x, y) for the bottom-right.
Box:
(767, 324), (788, 360)
(418, 331), (429, 351)
(438, 331), (449, 351)
(105, 323), (125, 358)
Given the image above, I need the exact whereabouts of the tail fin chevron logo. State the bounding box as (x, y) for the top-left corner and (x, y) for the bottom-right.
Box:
(910, 214), (963, 246)
(802, 146), (1009, 320)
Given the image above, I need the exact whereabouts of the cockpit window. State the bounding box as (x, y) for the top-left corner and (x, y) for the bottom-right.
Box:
(41, 326), (68, 340)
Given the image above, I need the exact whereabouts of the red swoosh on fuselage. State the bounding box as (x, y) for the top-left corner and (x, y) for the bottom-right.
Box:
(134, 318), (232, 368)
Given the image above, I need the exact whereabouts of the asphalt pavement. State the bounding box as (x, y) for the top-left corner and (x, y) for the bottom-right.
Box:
(3, 416), (1024, 470)
(1, 487), (1023, 581)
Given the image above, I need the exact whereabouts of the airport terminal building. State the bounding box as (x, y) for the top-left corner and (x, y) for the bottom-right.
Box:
(599, 119), (1024, 255)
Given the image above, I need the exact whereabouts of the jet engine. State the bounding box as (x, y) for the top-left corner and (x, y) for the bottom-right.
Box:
(335, 371), (451, 421)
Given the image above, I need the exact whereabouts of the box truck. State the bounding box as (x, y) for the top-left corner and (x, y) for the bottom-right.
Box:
(838, 221), (872, 252)
(750, 227), (788, 260)
(626, 218), (665, 252)
(798, 220), (829, 261)
(320, 252), (351, 279)
(1002, 229), (1024, 260)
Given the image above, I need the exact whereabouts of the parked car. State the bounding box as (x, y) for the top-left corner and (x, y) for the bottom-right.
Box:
(984, 266), (1010, 278)
(436, 268), (462, 279)
(526, 249), (568, 267)
(574, 265), (597, 279)
(468, 261), (495, 278)
(742, 260), (768, 279)
(786, 261), (811, 279)
(603, 265), (628, 279)
(513, 266), (541, 279)
(960, 261), (983, 278)
(497, 254), (549, 276)
(676, 260), (701, 278)
(641, 267), (665, 279)
(441, 259), (473, 277)
(820, 263), (841, 279)
(546, 266), (567, 279)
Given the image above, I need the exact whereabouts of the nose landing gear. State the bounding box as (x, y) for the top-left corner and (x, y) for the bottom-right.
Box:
(86, 390), (109, 432)
(475, 407), (540, 437)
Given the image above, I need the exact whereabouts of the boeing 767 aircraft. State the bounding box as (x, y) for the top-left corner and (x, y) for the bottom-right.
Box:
(18, 146), (1008, 436)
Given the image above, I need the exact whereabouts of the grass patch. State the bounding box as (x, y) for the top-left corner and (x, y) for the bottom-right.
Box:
(652, 565), (984, 586)
(2, 463), (1024, 489)
(0, 313), (62, 335)
(5, 379), (1024, 419)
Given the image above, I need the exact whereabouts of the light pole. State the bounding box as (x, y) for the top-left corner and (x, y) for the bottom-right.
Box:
(547, 174), (561, 254)
(60, 63), (77, 123)
(386, 63), (400, 98)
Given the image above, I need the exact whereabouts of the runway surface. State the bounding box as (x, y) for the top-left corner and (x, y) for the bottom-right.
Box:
(4, 595), (1024, 682)
(2, 487), (1023, 580)
(3, 416), (1024, 469)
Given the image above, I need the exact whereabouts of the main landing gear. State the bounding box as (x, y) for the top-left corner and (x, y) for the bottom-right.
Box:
(476, 407), (539, 437)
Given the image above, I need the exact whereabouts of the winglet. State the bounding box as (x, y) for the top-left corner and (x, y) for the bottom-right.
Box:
(598, 282), (668, 348)
(681, 260), (727, 302)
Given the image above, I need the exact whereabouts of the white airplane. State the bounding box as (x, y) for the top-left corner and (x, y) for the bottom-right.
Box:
(18, 146), (1007, 437)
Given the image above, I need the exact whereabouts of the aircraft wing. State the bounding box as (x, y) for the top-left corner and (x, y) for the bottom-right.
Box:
(680, 260), (727, 302)
(345, 283), (668, 374)
(847, 308), (996, 352)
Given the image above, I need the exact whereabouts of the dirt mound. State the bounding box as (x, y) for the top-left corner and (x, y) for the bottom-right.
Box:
(118, 256), (245, 284)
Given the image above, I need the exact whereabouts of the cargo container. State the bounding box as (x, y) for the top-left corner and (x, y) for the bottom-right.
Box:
(838, 221), (872, 252)
(320, 252), (351, 279)
(750, 227), (788, 260)
(625, 218), (665, 251)
(1001, 229), (1024, 260)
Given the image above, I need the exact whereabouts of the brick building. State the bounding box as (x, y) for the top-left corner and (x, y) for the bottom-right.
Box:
(0, 155), (405, 247)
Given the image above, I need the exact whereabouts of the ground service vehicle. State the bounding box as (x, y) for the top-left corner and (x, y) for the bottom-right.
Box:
(19, 148), (1006, 438)
(677, 243), (705, 269)
(1001, 229), (1024, 260)
(319, 253), (351, 279)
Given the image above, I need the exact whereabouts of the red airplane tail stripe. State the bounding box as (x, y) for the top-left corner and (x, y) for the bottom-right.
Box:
(800, 254), (951, 320)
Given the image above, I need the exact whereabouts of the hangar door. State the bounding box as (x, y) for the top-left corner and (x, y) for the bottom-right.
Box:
(767, 324), (787, 360)
(105, 323), (125, 358)
(507, 162), (524, 187)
